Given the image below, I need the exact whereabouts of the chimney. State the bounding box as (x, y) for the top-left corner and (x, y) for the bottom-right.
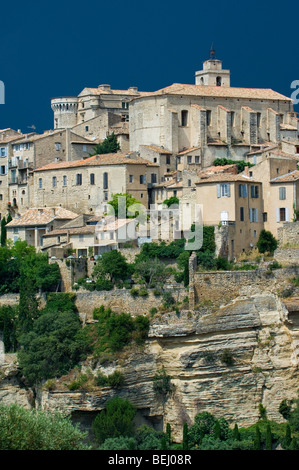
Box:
(98, 84), (111, 92)
(128, 86), (138, 93)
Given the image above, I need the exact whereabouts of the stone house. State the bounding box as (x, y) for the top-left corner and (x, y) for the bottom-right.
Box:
(196, 173), (264, 259)
(249, 152), (299, 237)
(6, 207), (78, 250)
(32, 153), (160, 215)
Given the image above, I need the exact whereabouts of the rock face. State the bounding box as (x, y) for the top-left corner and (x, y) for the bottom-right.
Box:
(1, 292), (299, 442)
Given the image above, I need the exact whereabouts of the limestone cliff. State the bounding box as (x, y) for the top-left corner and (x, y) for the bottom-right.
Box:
(1, 291), (299, 441)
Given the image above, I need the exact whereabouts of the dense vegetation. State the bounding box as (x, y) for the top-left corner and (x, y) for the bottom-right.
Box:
(213, 157), (254, 173)
(0, 403), (88, 450)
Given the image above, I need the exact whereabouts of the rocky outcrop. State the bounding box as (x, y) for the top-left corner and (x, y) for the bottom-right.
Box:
(1, 293), (299, 441)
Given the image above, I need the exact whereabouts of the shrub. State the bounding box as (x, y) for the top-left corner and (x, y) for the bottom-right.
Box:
(0, 403), (88, 450)
(220, 349), (234, 366)
(150, 307), (158, 315)
(138, 288), (148, 297)
(130, 288), (139, 297)
(95, 371), (125, 388)
(153, 368), (172, 395)
(92, 397), (136, 444)
(257, 230), (278, 254)
(68, 373), (89, 391)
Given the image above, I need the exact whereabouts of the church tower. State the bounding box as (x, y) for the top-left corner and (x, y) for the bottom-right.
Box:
(195, 45), (231, 87)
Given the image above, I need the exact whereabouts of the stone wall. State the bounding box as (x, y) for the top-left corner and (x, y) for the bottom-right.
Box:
(0, 294), (19, 307)
(74, 287), (187, 320)
(191, 266), (299, 305)
(274, 248), (299, 264)
(277, 221), (299, 246)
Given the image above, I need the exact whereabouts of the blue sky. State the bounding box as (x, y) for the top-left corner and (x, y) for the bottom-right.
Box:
(0, 0), (298, 133)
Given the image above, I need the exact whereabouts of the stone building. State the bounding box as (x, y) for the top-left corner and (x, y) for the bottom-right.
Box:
(6, 129), (100, 215)
(129, 54), (297, 169)
(51, 84), (150, 151)
(196, 172), (264, 259)
(6, 207), (78, 250)
(32, 153), (160, 215)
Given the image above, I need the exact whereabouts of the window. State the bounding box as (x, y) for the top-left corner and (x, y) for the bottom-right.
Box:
(188, 179), (192, 187)
(206, 110), (212, 126)
(24, 143), (30, 150)
(240, 207), (244, 221)
(85, 126), (89, 132)
(39, 178), (42, 189)
(104, 191), (108, 201)
(0, 165), (7, 175)
(151, 173), (157, 184)
(0, 148), (6, 157)
(140, 175), (146, 184)
(257, 112), (261, 128)
(253, 230), (257, 238)
(231, 112), (235, 127)
(166, 156), (170, 165)
(110, 232), (114, 239)
(279, 187), (286, 200)
(195, 156), (200, 164)
(239, 184), (247, 197)
(263, 212), (268, 222)
(277, 208), (289, 222)
(187, 156), (192, 164)
(140, 193), (144, 198)
(249, 208), (258, 222)
(90, 173), (95, 185)
(0, 194), (2, 201)
(63, 175), (67, 186)
(76, 174), (82, 185)
(129, 174), (134, 183)
(216, 76), (222, 86)
(55, 143), (61, 151)
(217, 183), (231, 198)
(181, 110), (188, 126)
(103, 172), (108, 189)
(250, 185), (259, 198)
(83, 145), (87, 152)
(52, 176), (57, 187)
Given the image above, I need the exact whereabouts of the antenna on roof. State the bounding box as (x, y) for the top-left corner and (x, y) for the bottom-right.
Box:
(210, 43), (216, 60)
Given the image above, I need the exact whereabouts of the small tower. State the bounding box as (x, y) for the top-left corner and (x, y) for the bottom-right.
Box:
(51, 97), (79, 129)
(195, 46), (231, 87)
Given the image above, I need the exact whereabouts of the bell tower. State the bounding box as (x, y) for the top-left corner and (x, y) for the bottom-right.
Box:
(195, 45), (231, 87)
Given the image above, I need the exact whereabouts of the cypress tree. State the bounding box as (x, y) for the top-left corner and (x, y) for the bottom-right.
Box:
(254, 425), (261, 450)
(265, 423), (272, 450)
(1, 217), (6, 246)
(283, 423), (292, 449)
(182, 423), (189, 450)
(233, 423), (240, 441)
(166, 423), (171, 444)
(214, 420), (221, 440)
(6, 213), (12, 224)
(160, 436), (168, 450)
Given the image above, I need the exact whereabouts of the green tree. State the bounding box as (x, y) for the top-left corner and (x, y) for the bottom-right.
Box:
(18, 308), (90, 385)
(290, 437), (299, 450)
(92, 397), (136, 444)
(257, 229), (278, 254)
(283, 423), (292, 449)
(93, 250), (130, 283)
(0, 403), (88, 450)
(0, 217), (6, 247)
(265, 423), (272, 450)
(90, 132), (120, 155)
(133, 257), (169, 286)
(163, 196), (179, 208)
(253, 425), (261, 450)
(182, 422), (189, 450)
(107, 192), (143, 219)
(166, 423), (171, 444)
(233, 423), (240, 441)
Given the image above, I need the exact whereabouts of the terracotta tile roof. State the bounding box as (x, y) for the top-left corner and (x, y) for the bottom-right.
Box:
(242, 106), (255, 112)
(34, 153), (155, 172)
(196, 173), (260, 184)
(141, 145), (172, 154)
(95, 218), (136, 232)
(7, 207), (78, 227)
(134, 83), (292, 101)
(197, 164), (238, 177)
(0, 134), (25, 144)
(247, 145), (278, 155)
(177, 147), (201, 155)
(270, 170), (299, 183)
(14, 131), (63, 144)
(80, 87), (151, 97)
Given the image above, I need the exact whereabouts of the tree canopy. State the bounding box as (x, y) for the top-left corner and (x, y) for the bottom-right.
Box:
(90, 132), (120, 155)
